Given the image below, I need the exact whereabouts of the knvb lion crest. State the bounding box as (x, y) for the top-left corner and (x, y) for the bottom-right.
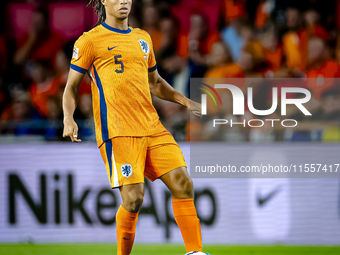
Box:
(138, 39), (150, 55)
(121, 164), (133, 178)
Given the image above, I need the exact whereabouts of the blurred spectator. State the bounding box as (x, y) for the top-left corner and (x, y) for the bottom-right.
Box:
(221, 18), (244, 62)
(178, 12), (220, 91)
(157, 17), (178, 60)
(241, 25), (266, 70)
(307, 38), (340, 77)
(261, 30), (283, 71)
(303, 9), (329, 40)
(55, 42), (73, 86)
(156, 17), (183, 83)
(205, 42), (232, 71)
(299, 9), (330, 71)
(27, 59), (59, 117)
(306, 37), (340, 100)
(0, 87), (41, 134)
(204, 42), (234, 78)
(142, 6), (162, 51)
(13, 5), (65, 67)
(282, 7), (304, 71)
(178, 13), (220, 63)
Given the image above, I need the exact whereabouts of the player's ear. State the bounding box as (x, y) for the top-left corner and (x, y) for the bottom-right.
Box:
(101, 0), (107, 7)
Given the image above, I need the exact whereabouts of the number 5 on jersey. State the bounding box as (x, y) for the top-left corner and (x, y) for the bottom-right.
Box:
(114, 55), (124, 73)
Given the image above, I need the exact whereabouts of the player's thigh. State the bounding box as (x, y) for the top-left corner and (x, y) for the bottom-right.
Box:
(144, 131), (187, 182)
(99, 137), (147, 188)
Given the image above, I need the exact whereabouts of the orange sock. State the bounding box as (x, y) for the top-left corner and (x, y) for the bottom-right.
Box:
(116, 205), (139, 255)
(172, 198), (202, 253)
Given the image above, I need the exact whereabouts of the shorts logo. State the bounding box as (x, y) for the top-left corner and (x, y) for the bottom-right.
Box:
(138, 39), (149, 55)
(72, 46), (79, 60)
(121, 164), (133, 178)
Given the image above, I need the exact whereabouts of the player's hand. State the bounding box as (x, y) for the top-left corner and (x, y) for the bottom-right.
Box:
(63, 118), (81, 142)
(188, 100), (201, 118)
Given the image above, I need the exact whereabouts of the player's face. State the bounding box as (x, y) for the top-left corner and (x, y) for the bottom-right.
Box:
(103, 0), (132, 20)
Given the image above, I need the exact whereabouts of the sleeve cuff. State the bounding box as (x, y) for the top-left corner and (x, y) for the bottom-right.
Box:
(148, 64), (157, 72)
(70, 64), (88, 74)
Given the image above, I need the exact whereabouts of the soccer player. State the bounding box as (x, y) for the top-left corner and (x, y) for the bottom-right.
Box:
(62, 1), (208, 255)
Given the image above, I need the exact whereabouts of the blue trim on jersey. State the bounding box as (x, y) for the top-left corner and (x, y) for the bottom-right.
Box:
(70, 64), (87, 74)
(102, 22), (131, 34)
(93, 65), (110, 144)
(148, 64), (157, 72)
(105, 139), (113, 179)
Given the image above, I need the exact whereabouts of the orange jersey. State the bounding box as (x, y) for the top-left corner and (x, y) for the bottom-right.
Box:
(29, 78), (61, 117)
(282, 32), (302, 71)
(71, 23), (162, 147)
(264, 47), (283, 71)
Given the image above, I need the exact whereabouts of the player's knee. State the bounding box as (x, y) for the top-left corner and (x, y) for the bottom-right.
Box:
(182, 176), (194, 198)
(124, 192), (144, 213)
(175, 175), (194, 199)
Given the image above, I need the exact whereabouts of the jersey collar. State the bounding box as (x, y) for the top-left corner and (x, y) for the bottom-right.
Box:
(102, 22), (131, 34)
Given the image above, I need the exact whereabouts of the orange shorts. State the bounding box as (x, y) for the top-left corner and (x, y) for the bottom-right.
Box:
(99, 130), (187, 188)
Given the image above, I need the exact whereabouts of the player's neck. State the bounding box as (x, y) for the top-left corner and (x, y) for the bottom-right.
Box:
(104, 16), (129, 31)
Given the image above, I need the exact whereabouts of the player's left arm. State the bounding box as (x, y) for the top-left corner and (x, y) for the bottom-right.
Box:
(148, 69), (201, 118)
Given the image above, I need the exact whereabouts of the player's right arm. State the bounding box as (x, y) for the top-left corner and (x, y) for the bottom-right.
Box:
(62, 33), (95, 142)
(62, 69), (85, 142)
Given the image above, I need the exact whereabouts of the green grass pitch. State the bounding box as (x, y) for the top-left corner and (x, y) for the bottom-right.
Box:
(1, 244), (340, 255)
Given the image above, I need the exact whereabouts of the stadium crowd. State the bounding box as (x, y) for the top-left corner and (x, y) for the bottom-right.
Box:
(0, 0), (340, 142)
